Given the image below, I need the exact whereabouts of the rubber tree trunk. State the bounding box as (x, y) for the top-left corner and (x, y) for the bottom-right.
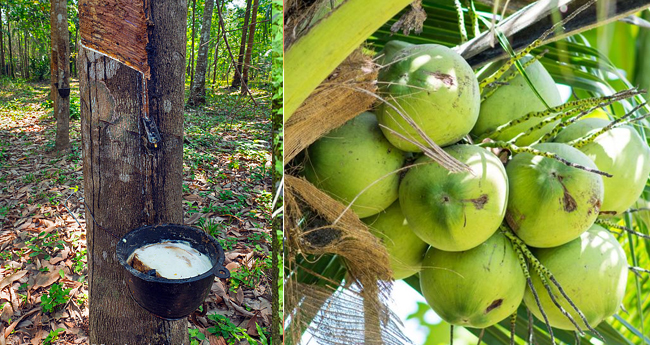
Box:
(188, 0), (215, 106)
(7, 20), (14, 78)
(78, 0), (187, 343)
(212, 0), (225, 84)
(53, 0), (70, 152)
(240, 0), (259, 94)
(23, 32), (29, 79)
(0, 8), (5, 76)
(231, 0), (252, 88)
(17, 31), (22, 77)
(50, 1), (58, 102)
(189, 0), (197, 87)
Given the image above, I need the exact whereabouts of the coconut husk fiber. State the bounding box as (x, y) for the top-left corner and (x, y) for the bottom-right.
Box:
(285, 0), (345, 50)
(285, 176), (391, 281)
(284, 48), (378, 164)
(285, 175), (411, 345)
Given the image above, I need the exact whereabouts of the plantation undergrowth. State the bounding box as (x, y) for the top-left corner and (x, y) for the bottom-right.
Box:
(0, 77), (273, 345)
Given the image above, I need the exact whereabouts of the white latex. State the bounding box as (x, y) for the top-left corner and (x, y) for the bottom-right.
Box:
(128, 241), (213, 279)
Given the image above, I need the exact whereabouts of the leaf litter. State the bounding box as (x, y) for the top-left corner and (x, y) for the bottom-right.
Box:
(0, 80), (272, 344)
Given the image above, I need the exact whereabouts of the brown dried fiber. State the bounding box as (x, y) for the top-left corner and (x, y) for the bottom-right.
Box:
(285, 49), (377, 164)
(285, 175), (408, 345)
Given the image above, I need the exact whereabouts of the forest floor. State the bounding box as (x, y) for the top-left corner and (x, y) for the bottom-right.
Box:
(0, 77), (273, 345)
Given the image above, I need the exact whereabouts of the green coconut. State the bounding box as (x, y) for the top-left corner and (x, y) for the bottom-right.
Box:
(376, 44), (480, 152)
(376, 40), (414, 70)
(420, 231), (526, 328)
(553, 118), (650, 216)
(505, 142), (604, 248)
(363, 201), (428, 280)
(303, 112), (406, 218)
(471, 56), (563, 146)
(399, 144), (508, 251)
(524, 224), (628, 330)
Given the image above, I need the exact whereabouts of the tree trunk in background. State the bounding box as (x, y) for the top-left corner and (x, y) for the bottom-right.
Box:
(240, 0), (259, 94)
(50, 1), (58, 102)
(0, 8), (5, 76)
(17, 31), (22, 77)
(72, 24), (78, 77)
(78, 0), (187, 342)
(8, 21), (14, 78)
(188, 0), (215, 105)
(23, 33), (30, 79)
(189, 0), (197, 87)
(211, 0), (224, 84)
(231, 0), (252, 88)
(53, 0), (70, 152)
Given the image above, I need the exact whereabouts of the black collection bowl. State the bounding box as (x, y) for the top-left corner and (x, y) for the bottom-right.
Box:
(116, 224), (230, 320)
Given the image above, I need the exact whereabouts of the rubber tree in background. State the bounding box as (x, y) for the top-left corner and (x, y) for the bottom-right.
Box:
(78, 0), (187, 343)
(211, 0), (225, 84)
(0, 7), (5, 76)
(51, 0), (70, 152)
(240, 0), (259, 93)
(231, 0), (252, 89)
(188, 0), (215, 106)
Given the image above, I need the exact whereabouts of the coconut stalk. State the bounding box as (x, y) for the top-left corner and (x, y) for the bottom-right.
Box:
(456, 0), (650, 68)
(284, 0), (413, 122)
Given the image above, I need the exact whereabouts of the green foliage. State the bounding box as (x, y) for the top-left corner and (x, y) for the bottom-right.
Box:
(41, 283), (71, 313)
(30, 56), (50, 81)
(229, 252), (271, 292)
(69, 95), (81, 120)
(43, 328), (65, 345)
(76, 292), (88, 306)
(186, 0), (272, 86)
(206, 314), (265, 345)
(25, 231), (65, 260)
(217, 237), (237, 252)
(72, 248), (87, 274)
(198, 217), (225, 237)
(188, 328), (206, 345)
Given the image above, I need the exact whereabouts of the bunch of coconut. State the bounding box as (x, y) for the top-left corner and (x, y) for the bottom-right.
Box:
(300, 40), (650, 332)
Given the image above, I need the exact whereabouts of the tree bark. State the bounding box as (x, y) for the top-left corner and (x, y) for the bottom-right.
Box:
(0, 8), (5, 76)
(50, 1), (58, 102)
(188, 0), (215, 106)
(231, 0), (252, 88)
(79, 0), (187, 342)
(53, 0), (70, 152)
(72, 24), (78, 77)
(189, 0), (197, 88)
(212, 0), (225, 84)
(7, 20), (14, 78)
(240, 0), (259, 93)
(23, 32), (29, 80)
(17, 30), (22, 77)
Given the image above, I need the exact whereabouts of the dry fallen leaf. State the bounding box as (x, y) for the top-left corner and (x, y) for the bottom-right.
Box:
(184, 212), (204, 225)
(208, 334), (227, 345)
(30, 329), (49, 345)
(236, 287), (244, 305)
(246, 314), (260, 337)
(32, 270), (60, 290)
(0, 302), (13, 323)
(225, 262), (239, 273)
(0, 270), (27, 290)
